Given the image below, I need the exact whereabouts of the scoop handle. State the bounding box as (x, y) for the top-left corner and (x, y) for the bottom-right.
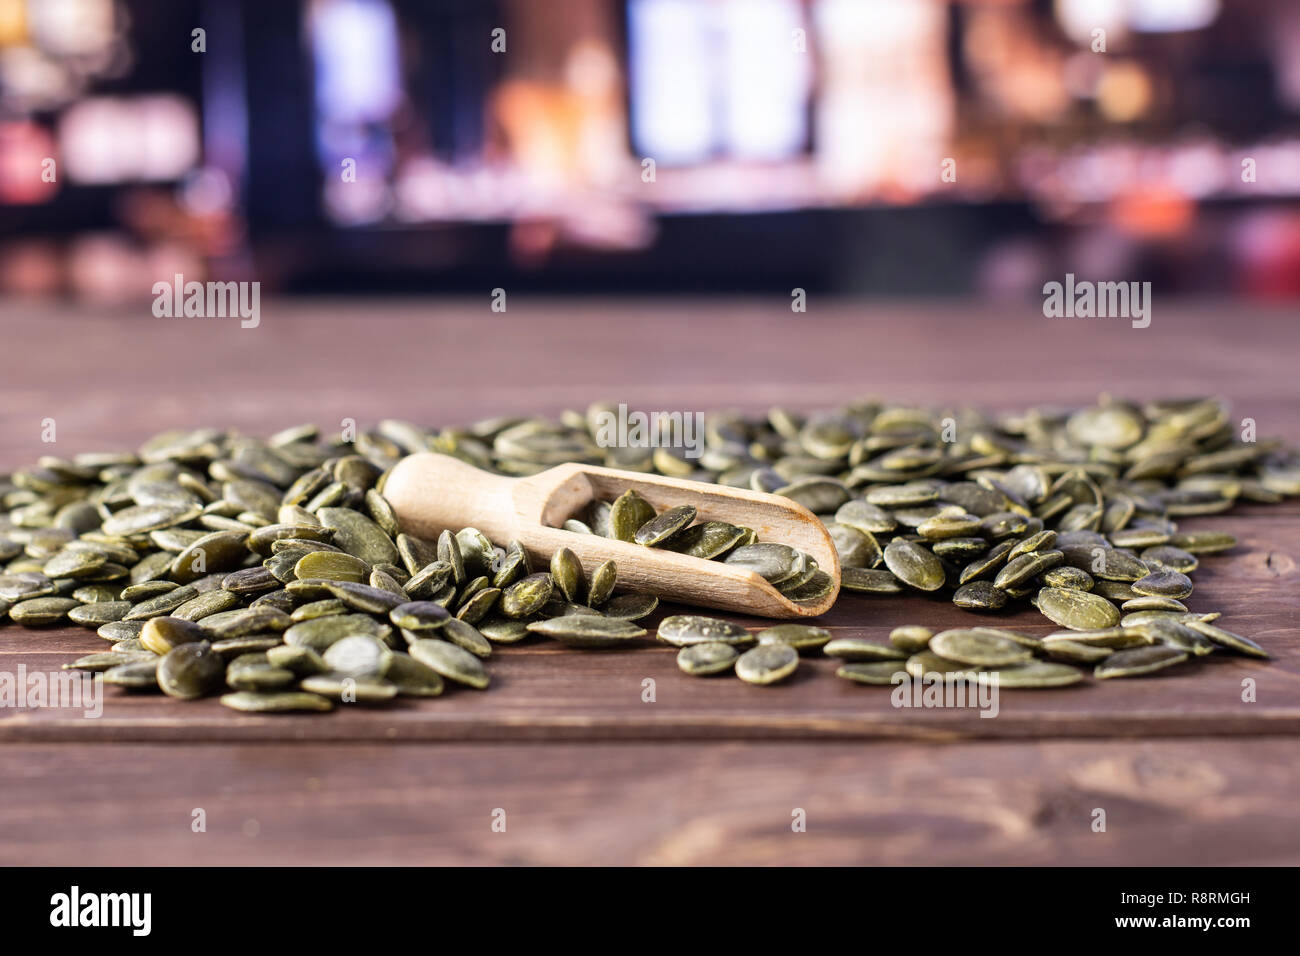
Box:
(383, 452), (526, 545)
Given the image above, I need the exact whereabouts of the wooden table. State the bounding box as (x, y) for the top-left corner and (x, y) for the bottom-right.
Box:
(2, 298), (1297, 865)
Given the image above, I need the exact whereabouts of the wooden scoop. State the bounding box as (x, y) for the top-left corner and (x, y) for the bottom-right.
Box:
(383, 453), (840, 618)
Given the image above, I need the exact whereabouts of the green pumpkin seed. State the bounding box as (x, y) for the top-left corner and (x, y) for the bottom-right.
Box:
(526, 616), (648, 648)
(9, 597), (79, 626)
(587, 560), (617, 608)
(1185, 620), (1268, 659)
(836, 661), (907, 685)
(324, 581), (406, 614)
(1036, 587), (1120, 630)
(889, 626), (932, 652)
(823, 638), (906, 661)
(283, 613), (392, 651)
(930, 629), (1033, 667)
(634, 505), (696, 546)
(735, 642), (798, 685)
(66, 650), (157, 672)
(220, 691), (333, 712)
(904, 651), (980, 679)
(1094, 645), (1189, 679)
(298, 675), (398, 703)
(952, 580), (1008, 610)
(882, 539), (944, 591)
(102, 660), (161, 690)
(1042, 639), (1113, 664)
(101, 502), (202, 537)
(478, 617), (532, 643)
(549, 547), (584, 603)
(1042, 628), (1148, 649)
(140, 616), (208, 655)
(609, 489), (659, 541)
(383, 651), (445, 696)
(317, 507), (399, 566)
(664, 521), (748, 560)
(226, 654), (297, 691)
(973, 661), (1083, 688)
(757, 623), (831, 651)
(322, 635), (391, 678)
(389, 600), (451, 632)
(500, 573), (554, 618)
(440, 618), (493, 658)
(719, 543), (796, 583)
(294, 550), (370, 583)
(1131, 570), (1194, 599)
(656, 615), (752, 646)
(600, 593), (659, 620)
(157, 641), (225, 699)
(677, 642), (740, 676)
(67, 601), (131, 627)
(408, 639), (490, 687)
(266, 644), (329, 675)
(98, 620), (145, 642)
(840, 567), (903, 594)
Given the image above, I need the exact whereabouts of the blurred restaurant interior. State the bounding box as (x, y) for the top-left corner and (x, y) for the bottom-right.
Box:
(1, 0), (1298, 300)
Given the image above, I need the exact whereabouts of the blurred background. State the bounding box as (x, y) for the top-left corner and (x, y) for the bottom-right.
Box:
(1, 0), (1298, 302)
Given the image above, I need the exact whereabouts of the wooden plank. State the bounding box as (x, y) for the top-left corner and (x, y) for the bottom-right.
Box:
(1, 507), (1295, 742)
(2, 737), (1298, 866)
(1, 300), (1297, 742)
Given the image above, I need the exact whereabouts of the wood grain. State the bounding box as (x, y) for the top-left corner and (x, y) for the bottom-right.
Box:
(2, 738), (1298, 866)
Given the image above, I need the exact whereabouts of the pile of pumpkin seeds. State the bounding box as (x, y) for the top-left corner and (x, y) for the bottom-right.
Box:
(562, 488), (832, 604)
(0, 395), (1293, 708)
(0, 426), (673, 711)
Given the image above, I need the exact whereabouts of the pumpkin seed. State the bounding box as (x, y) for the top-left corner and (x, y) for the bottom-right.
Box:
(930, 629), (1033, 667)
(298, 675), (398, 702)
(1094, 645), (1189, 679)
(9, 597), (79, 626)
(823, 638), (906, 661)
(677, 642), (740, 676)
(634, 505), (696, 546)
(836, 661), (907, 685)
(735, 642), (798, 685)
(1131, 570), (1194, 599)
(756, 623), (831, 651)
(883, 539), (944, 591)
(609, 489), (656, 541)
(587, 560), (617, 607)
(220, 691), (333, 712)
(408, 639), (490, 688)
(383, 651), (445, 696)
(389, 600), (451, 632)
(102, 660), (161, 690)
(317, 508), (399, 566)
(140, 616), (208, 655)
(600, 593), (659, 620)
(889, 626), (932, 652)
(1186, 620), (1268, 659)
(157, 641), (224, 699)
(526, 616), (648, 648)
(973, 661), (1083, 688)
(656, 615), (752, 646)
(1036, 587), (1121, 630)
